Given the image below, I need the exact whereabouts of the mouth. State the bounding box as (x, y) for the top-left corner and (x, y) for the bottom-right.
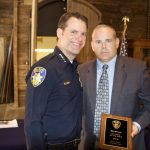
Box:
(73, 42), (80, 46)
(72, 42), (82, 49)
(101, 51), (109, 54)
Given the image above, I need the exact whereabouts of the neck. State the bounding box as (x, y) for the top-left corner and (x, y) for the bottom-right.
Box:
(57, 45), (76, 61)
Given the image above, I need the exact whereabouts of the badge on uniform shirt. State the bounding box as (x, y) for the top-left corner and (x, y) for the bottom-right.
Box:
(31, 67), (46, 87)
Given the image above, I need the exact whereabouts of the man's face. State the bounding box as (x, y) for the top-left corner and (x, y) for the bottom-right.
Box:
(91, 27), (119, 63)
(57, 17), (87, 60)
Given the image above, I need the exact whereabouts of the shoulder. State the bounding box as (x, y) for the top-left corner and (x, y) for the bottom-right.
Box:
(118, 56), (146, 67)
(34, 53), (56, 68)
(26, 53), (57, 82)
(78, 60), (96, 71)
(117, 56), (147, 76)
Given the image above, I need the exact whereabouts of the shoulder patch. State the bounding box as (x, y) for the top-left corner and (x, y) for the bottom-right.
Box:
(31, 67), (46, 87)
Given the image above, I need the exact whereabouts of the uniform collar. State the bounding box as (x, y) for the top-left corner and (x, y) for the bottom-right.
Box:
(54, 46), (79, 68)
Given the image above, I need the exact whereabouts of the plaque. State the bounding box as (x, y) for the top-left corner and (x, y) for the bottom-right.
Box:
(99, 114), (132, 150)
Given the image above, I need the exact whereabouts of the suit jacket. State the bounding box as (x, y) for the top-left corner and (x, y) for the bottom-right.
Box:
(78, 55), (150, 150)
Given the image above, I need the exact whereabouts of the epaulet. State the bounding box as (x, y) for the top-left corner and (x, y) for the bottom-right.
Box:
(38, 52), (55, 66)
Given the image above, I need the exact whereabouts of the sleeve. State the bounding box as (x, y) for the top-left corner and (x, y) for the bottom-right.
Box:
(24, 65), (56, 150)
(136, 62), (150, 130)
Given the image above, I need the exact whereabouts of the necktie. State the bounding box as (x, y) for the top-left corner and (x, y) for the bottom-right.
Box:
(94, 64), (109, 137)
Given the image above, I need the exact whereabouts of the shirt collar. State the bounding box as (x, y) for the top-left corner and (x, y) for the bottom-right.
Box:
(97, 55), (117, 70)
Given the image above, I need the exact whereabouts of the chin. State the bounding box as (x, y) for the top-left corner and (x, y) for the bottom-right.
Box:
(73, 49), (81, 54)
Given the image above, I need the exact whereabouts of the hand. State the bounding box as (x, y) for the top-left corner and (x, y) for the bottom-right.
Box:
(131, 123), (139, 138)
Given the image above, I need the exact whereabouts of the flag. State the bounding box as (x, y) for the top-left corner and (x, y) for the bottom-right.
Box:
(120, 16), (129, 56)
(120, 33), (128, 56)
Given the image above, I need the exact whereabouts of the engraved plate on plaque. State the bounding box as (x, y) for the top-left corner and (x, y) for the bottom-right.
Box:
(99, 114), (132, 150)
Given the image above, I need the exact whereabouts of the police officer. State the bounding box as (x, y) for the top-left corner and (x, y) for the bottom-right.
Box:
(24, 12), (88, 150)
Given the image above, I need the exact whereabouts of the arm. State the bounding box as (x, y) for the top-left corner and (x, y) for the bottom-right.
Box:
(24, 66), (56, 150)
(133, 62), (150, 135)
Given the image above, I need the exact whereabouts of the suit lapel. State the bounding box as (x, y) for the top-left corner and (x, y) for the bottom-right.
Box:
(110, 56), (127, 114)
(86, 60), (97, 117)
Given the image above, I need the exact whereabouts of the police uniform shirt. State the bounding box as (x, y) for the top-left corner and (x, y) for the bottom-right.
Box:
(24, 46), (83, 149)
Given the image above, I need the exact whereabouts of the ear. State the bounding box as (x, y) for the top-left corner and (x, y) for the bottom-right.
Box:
(91, 41), (95, 52)
(56, 28), (63, 39)
(116, 37), (120, 49)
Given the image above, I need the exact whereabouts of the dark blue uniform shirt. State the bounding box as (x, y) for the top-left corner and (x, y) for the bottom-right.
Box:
(24, 47), (83, 150)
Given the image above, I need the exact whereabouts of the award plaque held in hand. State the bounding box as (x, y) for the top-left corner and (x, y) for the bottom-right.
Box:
(99, 114), (132, 150)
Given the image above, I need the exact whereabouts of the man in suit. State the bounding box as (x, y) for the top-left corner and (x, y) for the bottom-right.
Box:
(78, 24), (150, 150)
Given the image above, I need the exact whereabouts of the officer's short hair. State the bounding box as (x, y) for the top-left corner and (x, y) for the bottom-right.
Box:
(58, 12), (88, 29)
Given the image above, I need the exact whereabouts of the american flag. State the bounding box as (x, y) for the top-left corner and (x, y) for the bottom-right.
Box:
(120, 33), (128, 56)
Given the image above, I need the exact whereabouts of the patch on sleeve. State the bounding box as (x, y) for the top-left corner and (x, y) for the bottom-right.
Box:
(31, 67), (46, 87)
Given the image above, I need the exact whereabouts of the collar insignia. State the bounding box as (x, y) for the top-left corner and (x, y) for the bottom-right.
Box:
(59, 53), (67, 62)
(31, 67), (46, 87)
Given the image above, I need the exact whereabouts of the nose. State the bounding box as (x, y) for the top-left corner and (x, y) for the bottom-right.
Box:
(75, 33), (85, 42)
(77, 34), (83, 42)
(102, 42), (106, 48)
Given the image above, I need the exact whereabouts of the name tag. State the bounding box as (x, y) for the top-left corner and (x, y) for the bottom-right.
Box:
(64, 81), (70, 85)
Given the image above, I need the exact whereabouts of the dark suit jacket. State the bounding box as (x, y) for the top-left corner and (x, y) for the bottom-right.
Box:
(78, 55), (150, 150)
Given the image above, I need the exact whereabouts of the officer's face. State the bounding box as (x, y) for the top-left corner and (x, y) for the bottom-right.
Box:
(57, 17), (87, 60)
(91, 27), (119, 63)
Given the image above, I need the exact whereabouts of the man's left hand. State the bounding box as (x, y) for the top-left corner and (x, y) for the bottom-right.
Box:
(131, 124), (139, 138)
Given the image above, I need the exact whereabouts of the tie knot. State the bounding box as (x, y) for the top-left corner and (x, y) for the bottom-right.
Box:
(103, 64), (108, 70)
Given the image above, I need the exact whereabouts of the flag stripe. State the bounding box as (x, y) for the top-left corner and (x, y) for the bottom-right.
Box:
(120, 33), (128, 56)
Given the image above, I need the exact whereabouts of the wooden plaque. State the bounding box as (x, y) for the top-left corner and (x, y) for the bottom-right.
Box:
(99, 114), (132, 150)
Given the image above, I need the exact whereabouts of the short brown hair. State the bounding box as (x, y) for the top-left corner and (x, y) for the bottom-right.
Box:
(92, 24), (117, 38)
(58, 12), (88, 29)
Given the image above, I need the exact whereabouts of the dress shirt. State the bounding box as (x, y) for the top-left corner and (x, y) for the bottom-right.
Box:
(96, 55), (117, 113)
